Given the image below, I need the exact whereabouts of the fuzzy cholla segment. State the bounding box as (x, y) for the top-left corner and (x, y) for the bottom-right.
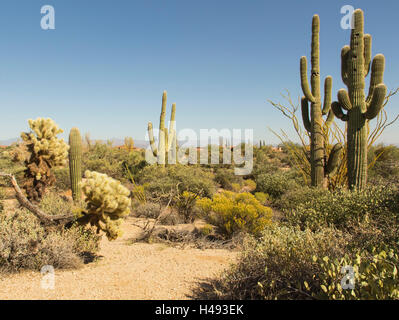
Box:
(80, 170), (131, 240)
(21, 118), (69, 167)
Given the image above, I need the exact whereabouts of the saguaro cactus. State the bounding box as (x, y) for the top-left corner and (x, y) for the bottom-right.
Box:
(300, 15), (342, 187)
(69, 127), (82, 201)
(148, 91), (177, 166)
(331, 9), (387, 189)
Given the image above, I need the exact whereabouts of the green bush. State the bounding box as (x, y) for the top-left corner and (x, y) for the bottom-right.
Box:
(277, 186), (329, 211)
(255, 171), (300, 199)
(175, 191), (201, 223)
(285, 186), (399, 233)
(196, 191), (273, 238)
(214, 168), (243, 190)
(368, 144), (399, 185)
(82, 142), (146, 182)
(137, 165), (216, 201)
(133, 202), (162, 219)
(53, 167), (71, 191)
(39, 191), (73, 216)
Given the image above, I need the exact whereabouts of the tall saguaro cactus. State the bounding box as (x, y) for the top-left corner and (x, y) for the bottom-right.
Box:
(300, 15), (342, 188)
(148, 91), (177, 166)
(332, 9), (387, 189)
(69, 127), (82, 201)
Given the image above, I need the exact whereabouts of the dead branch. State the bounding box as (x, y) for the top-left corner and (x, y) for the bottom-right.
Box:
(0, 171), (74, 225)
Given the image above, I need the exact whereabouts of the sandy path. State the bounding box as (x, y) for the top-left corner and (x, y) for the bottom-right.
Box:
(0, 217), (236, 300)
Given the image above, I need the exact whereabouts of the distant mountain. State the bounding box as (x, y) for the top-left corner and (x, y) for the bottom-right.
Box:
(0, 138), (19, 146)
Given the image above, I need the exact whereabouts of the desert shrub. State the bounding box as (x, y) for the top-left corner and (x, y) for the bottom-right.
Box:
(198, 224), (399, 300)
(175, 191), (201, 223)
(285, 186), (399, 233)
(231, 183), (241, 193)
(0, 188), (4, 213)
(131, 185), (146, 204)
(254, 192), (270, 205)
(195, 225), (347, 299)
(243, 179), (256, 191)
(196, 191), (273, 238)
(277, 186), (329, 211)
(0, 147), (25, 178)
(0, 211), (100, 273)
(82, 142), (146, 181)
(214, 168), (243, 190)
(368, 144), (399, 185)
(53, 167), (71, 191)
(133, 202), (162, 219)
(137, 165), (216, 201)
(39, 191), (73, 216)
(255, 171), (300, 199)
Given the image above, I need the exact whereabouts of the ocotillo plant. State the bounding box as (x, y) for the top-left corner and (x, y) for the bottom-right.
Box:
(332, 9), (387, 190)
(69, 127), (82, 202)
(124, 137), (134, 151)
(148, 91), (177, 166)
(300, 14), (342, 188)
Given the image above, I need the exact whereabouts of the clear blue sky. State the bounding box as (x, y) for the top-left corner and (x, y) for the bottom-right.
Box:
(0, 0), (398, 144)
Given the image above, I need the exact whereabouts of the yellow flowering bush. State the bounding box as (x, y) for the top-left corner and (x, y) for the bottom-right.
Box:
(196, 191), (273, 237)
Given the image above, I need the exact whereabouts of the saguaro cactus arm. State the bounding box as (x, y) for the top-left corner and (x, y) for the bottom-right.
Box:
(322, 76), (332, 115)
(167, 103), (176, 151)
(366, 54), (386, 104)
(337, 89), (352, 110)
(148, 122), (158, 157)
(331, 102), (349, 121)
(301, 97), (312, 132)
(365, 84), (387, 119)
(363, 34), (372, 77)
(325, 143), (343, 176)
(68, 127), (82, 202)
(300, 57), (316, 103)
(341, 46), (351, 86)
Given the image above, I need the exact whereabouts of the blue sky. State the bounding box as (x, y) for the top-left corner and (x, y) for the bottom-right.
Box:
(0, 0), (398, 145)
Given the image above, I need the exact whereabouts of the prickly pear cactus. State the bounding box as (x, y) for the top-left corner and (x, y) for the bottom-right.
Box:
(20, 118), (69, 201)
(69, 127), (82, 202)
(80, 170), (131, 240)
(332, 9), (387, 189)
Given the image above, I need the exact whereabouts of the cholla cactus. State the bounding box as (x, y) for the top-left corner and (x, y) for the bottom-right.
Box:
(20, 118), (69, 201)
(80, 170), (131, 240)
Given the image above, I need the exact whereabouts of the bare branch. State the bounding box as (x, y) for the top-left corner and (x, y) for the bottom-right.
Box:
(0, 172), (74, 225)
